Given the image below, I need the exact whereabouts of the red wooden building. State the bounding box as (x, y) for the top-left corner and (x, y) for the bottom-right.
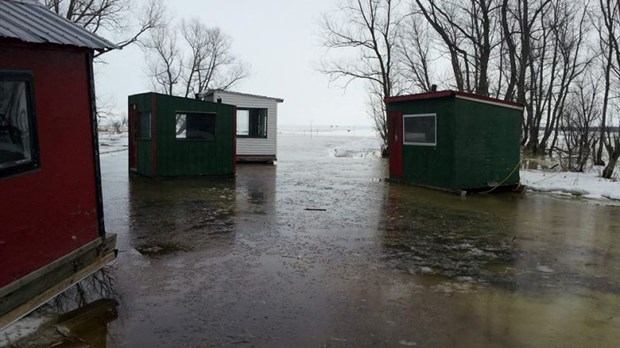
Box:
(0, 0), (117, 328)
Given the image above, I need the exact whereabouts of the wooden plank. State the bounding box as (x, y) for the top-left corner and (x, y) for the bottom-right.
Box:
(0, 235), (116, 329)
(0, 238), (113, 315)
(0, 237), (105, 298)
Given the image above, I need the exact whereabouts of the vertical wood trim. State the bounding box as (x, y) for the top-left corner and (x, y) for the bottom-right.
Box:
(150, 94), (158, 176)
(85, 50), (105, 237)
(232, 106), (237, 173)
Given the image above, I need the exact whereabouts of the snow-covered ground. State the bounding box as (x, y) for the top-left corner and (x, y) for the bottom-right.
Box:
(521, 168), (620, 202)
(0, 309), (53, 347)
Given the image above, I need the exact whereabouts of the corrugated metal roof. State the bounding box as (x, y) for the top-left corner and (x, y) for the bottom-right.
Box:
(0, 0), (117, 51)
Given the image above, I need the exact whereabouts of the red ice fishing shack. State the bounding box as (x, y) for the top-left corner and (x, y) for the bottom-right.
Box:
(0, 0), (117, 328)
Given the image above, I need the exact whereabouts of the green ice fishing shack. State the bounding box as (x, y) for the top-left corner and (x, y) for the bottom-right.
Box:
(385, 90), (523, 192)
(128, 93), (236, 177)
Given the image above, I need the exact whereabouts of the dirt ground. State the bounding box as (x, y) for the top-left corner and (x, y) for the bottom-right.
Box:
(5, 134), (620, 347)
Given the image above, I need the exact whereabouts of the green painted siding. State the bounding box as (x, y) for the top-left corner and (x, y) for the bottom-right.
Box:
(136, 139), (152, 176)
(387, 94), (522, 191)
(452, 98), (521, 189)
(388, 98), (456, 189)
(129, 93), (235, 177)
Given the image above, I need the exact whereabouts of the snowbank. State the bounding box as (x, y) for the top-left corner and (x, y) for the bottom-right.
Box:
(521, 168), (620, 202)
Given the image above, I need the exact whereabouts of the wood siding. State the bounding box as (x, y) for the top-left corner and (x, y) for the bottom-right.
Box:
(207, 91), (279, 159)
(0, 43), (102, 287)
(128, 93), (236, 177)
(387, 93), (521, 191)
(452, 98), (521, 189)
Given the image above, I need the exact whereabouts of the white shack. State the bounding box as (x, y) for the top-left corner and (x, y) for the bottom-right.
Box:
(202, 90), (283, 163)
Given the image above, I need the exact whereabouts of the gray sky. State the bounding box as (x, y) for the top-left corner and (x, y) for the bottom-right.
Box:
(95, 0), (370, 127)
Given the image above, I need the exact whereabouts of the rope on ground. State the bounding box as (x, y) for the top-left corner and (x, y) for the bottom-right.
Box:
(481, 160), (522, 194)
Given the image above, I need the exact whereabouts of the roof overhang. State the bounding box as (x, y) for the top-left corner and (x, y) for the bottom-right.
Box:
(0, 0), (118, 51)
(385, 90), (524, 111)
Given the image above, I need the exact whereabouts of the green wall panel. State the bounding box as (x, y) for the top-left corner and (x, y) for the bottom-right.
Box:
(387, 94), (522, 191)
(452, 98), (521, 189)
(129, 93), (235, 177)
(388, 98), (456, 189)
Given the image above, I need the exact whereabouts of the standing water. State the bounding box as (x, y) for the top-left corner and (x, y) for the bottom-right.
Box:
(6, 133), (619, 347)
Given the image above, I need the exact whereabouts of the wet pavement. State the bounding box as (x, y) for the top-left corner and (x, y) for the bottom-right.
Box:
(15, 134), (620, 347)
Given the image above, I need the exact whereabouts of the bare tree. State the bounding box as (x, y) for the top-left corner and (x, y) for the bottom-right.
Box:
(556, 76), (600, 172)
(593, 0), (620, 165)
(539, 1), (593, 154)
(399, 9), (438, 92)
(143, 18), (249, 98)
(414, 0), (501, 96)
(42, 0), (164, 56)
(498, 0), (594, 154)
(320, 0), (404, 155)
(181, 20), (249, 98)
(500, 0), (552, 150)
(602, 125), (620, 178)
(143, 21), (183, 95)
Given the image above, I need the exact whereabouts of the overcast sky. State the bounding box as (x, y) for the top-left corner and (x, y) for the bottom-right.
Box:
(95, 0), (370, 127)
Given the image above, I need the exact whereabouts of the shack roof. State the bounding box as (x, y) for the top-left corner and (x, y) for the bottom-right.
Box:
(0, 0), (117, 51)
(385, 90), (523, 111)
(203, 89), (284, 103)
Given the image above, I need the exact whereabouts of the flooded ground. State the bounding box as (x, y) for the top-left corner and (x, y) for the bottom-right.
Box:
(7, 134), (620, 347)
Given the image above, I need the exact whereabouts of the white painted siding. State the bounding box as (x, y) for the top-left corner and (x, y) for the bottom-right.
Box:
(206, 91), (280, 159)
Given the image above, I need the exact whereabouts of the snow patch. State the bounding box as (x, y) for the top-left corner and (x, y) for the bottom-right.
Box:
(536, 265), (554, 273)
(0, 311), (52, 347)
(330, 137), (382, 159)
(521, 169), (620, 203)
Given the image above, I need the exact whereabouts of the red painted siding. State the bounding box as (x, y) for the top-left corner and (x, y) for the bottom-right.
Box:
(128, 104), (138, 171)
(388, 111), (404, 177)
(0, 43), (101, 287)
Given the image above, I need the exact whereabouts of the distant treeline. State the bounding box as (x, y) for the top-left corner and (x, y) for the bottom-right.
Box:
(551, 127), (620, 133)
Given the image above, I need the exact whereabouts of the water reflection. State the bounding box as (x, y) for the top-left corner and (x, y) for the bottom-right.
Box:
(3, 270), (118, 347)
(127, 174), (237, 255)
(234, 164), (276, 218)
(381, 184), (517, 288)
(49, 137), (620, 347)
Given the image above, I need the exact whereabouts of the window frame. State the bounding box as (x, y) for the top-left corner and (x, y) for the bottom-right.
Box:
(403, 113), (437, 147)
(0, 70), (40, 179)
(174, 111), (217, 141)
(236, 108), (268, 139)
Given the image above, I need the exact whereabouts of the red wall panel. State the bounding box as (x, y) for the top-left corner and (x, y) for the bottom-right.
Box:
(0, 43), (100, 287)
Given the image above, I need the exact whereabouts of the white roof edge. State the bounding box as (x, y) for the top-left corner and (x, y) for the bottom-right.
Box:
(204, 89), (284, 103)
(455, 95), (524, 111)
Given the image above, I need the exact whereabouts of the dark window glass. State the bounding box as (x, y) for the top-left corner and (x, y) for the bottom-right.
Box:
(0, 71), (39, 177)
(237, 108), (267, 138)
(138, 112), (151, 139)
(404, 114), (436, 145)
(176, 112), (216, 140)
